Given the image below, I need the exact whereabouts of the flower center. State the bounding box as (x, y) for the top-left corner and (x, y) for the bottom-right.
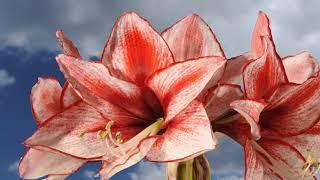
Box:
(96, 121), (124, 146)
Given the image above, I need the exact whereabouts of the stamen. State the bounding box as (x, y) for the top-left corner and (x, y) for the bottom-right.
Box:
(105, 121), (114, 133)
(79, 130), (86, 137)
(301, 149), (320, 177)
(95, 120), (124, 148)
(115, 131), (123, 144)
(96, 130), (103, 139)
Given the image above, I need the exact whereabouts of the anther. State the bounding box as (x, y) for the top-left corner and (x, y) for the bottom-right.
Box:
(79, 131), (86, 137)
(97, 130), (103, 139)
(301, 149), (320, 177)
(115, 131), (123, 144)
(105, 121), (114, 132)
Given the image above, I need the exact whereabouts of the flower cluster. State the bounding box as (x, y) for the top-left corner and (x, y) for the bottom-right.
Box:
(19, 11), (320, 180)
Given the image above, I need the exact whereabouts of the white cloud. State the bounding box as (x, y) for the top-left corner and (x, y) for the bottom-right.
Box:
(300, 31), (320, 47)
(83, 170), (96, 179)
(129, 161), (165, 180)
(0, 1), (319, 60)
(0, 69), (15, 87)
(8, 160), (19, 173)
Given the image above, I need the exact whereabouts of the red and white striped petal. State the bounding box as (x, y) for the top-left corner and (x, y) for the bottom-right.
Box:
(251, 11), (272, 59)
(244, 140), (264, 180)
(56, 30), (81, 58)
(204, 84), (243, 121)
(99, 119), (164, 179)
(231, 99), (267, 140)
(31, 78), (62, 125)
(19, 148), (85, 179)
(101, 12), (174, 86)
(145, 100), (217, 162)
(220, 53), (251, 84)
(24, 101), (109, 159)
(216, 116), (250, 146)
(261, 76), (320, 137)
(56, 30), (82, 109)
(47, 175), (68, 180)
(161, 14), (224, 62)
(257, 138), (314, 179)
(147, 56), (226, 123)
(56, 54), (153, 120)
(243, 37), (287, 99)
(283, 52), (319, 84)
(60, 83), (81, 108)
(99, 138), (157, 179)
(283, 123), (320, 161)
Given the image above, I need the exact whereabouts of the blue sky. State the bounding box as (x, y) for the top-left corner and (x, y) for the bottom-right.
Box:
(1, 0), (319, 179)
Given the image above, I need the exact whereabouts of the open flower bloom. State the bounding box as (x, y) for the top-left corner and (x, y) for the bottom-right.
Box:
(23, 12), (226, 179)
(213, 11), (320, 179)
(19, 31), (89, 180)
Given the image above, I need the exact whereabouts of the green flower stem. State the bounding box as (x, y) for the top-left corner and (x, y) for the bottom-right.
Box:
(177, 159), (194, 180)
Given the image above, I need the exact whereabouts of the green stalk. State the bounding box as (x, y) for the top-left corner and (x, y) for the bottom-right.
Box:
(177, 159), (194, 180)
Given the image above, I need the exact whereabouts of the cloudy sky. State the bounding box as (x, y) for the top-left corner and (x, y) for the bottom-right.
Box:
(1, 0), (319, 179)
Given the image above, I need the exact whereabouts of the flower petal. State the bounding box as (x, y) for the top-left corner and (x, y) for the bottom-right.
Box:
(257, 138), (314, 179)
(161, 14), (224, 61)
(243, 37), (287, 99)
(283, 52), (319, 84)
(251, 11), (272, 59)
(31, 78), (62, 125)
(283, 123), (320, 161)
(24, 101), (109, 159)
(261, 76), (320, 137)
(244, 140), (264, 180)
(60, 83), (81, 108)
(56, 54), (153, 120)
(56, 30), (82, 109)
(99, 138), (157, 179)
(204, 84), (243, 121)
(220, 53), (251, 84)
(99, 119), (164, 179)
(47, 175), (68, 180)
(216, 116), (251, 146)
(19, 148), (85, 179)
(231, 99), (267, 140)
(101, 12), (174, 86)
(147, 56), (226, 123)
(56, 30), (81, 58)
(145, 100), (217, 162)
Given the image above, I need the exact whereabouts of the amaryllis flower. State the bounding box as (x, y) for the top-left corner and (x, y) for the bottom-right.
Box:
(19, 31), (93, 179)
(24, 12), (226, 179)
(214, 11), (320, 179)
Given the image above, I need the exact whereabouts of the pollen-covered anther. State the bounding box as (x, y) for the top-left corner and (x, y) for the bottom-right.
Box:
(301, 149), (320, 177)
(115, 131), (123, 144)
(78, 130), (86, 137)
(96, 121), (114, 140)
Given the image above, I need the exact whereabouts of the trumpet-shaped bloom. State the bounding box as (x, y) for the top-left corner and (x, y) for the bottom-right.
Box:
(23, 12), (226, 179)
(216, 11), (320, 180)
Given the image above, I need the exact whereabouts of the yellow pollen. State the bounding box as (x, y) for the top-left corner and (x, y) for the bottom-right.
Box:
(79, 130), (86, 137)
(105, 121), (114, 132)
(301, 149), (320, 177)
(115, 131), (123, 144)
(96, 130), (103, 139)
